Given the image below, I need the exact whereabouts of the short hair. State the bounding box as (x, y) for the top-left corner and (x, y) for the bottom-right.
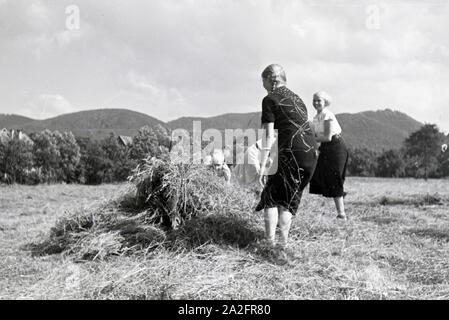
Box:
(313, 91), (332, 106)
(211, 149), (225, 165)
(261, 64), (287, 85)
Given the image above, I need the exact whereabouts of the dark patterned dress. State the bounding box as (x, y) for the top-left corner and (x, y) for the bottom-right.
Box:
(255, 86), (318, 214)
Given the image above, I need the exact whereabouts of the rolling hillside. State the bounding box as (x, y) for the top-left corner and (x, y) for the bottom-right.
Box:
(168, 113), (261, 131)
(336, 109), (423, 151)
(2, 109), (166, 139)
(1, 108), (423, 151)
(167, 109), (423, 151)
(0, 114), (34, 128)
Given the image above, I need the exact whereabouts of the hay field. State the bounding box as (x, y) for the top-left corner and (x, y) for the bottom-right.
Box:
(1, 177), (449, 300)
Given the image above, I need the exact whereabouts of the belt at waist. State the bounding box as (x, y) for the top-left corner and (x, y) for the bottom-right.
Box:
(321, 134), (343, 146)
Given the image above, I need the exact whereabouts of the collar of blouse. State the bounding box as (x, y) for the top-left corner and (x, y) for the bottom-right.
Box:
(316, 107), (328, 116)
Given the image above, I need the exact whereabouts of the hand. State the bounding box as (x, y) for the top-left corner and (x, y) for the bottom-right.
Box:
(442, 144), (447, 153)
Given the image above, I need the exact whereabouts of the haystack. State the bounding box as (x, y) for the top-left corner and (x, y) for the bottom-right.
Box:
(31, 156), (263, 260)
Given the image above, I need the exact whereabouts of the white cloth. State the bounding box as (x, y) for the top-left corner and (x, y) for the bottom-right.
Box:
(232, 140), (261, 187)
(313, 108), (342, 137)
(246, 141), (262, 167)
(232, 139), (277, 187)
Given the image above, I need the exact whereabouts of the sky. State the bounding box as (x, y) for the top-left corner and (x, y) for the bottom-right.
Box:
(0, 0), (448, 132)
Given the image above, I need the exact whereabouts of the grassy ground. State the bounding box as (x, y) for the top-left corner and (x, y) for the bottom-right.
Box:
(1, 177), (449, 300)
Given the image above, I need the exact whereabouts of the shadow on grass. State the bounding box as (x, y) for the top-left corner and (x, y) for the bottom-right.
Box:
(169, 214), (265, 250)
(377, 254), (449, 285)
(403, 227), (449, 242)
(361, 215), (398, 226)
(170, 214), (303, 266)
(379, 194), (444, 207)
(350, 193), (446, 207)
(24, 212), (267, 262)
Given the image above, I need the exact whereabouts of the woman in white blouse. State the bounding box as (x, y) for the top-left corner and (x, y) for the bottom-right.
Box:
(309, 91), (349, 220)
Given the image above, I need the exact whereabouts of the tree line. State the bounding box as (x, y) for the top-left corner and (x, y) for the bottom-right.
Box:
(0, 123), (448, 184)
(0, 125), (171, 185)
(347, 124), (449, 179)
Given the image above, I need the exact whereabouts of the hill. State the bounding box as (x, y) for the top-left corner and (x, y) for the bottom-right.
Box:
(5, 109), (166, 139)
(1, 108), (423, 151)
(336, 109), (423, 151)
(0, 114), (35, 128)
(167, 109), (423, 151)
(168, 113), (261, 131)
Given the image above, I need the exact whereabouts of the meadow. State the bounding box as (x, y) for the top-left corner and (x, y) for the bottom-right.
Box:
(1, 177), (449, 300)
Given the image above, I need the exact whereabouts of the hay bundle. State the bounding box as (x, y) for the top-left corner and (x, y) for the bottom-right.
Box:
(129, 156), (257, 229)
(31, 156), (262, 260)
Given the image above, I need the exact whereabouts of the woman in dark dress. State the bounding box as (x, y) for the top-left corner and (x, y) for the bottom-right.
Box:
(309, 91), (349, 220)
(256, 64), (318, 250)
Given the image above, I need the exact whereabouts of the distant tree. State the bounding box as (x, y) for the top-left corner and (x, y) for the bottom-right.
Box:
(375, 149), (405, 177)
(0, 141), (5, 174)
(130, 125), (171, 163)
(100, 133), (136, 182)
(346, 148), (378, 176)
(30, 130), (60, 182)
(0, 139), (34, 184)
(403, 124), (444, 180)
(82, 139), (109, 185)
(74, 137), (90, 184)
(53, 131), (81, 183)
(435, 145), (449, 177)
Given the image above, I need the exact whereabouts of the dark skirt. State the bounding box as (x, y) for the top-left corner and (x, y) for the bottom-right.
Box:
(309, 135), (349, 198)
(256, 148), (317, 215)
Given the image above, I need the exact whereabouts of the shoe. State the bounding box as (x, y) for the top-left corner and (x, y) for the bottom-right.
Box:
(272, 245), (296, 266)
(254, 239), (276, 257)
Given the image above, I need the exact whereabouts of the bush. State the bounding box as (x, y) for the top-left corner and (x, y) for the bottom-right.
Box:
(375, 149), (405, 177)
(0, 138), (34, 184)
(347, 148), (378, 177)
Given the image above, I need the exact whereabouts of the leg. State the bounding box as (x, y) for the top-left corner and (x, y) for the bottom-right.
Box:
(278, 206), (293, 247)
(333, 196), (346, 219)
(264, 207), (278, 245)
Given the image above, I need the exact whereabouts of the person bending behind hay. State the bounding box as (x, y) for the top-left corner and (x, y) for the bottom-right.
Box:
(204, 149), (231, 185)
(309, 91), (349, 220)
(256, 64), (318, 253)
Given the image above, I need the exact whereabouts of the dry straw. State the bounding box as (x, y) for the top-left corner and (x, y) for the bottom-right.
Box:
(31, 156), (263, 260)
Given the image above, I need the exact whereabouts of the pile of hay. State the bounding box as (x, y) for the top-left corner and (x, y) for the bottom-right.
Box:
(31, 156), (263, 260)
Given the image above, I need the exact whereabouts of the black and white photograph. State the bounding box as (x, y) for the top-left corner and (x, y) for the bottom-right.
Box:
(1, 0), (449, 303)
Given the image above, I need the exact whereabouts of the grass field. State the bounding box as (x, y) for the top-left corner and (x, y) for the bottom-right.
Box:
(1, 177), (449, 300)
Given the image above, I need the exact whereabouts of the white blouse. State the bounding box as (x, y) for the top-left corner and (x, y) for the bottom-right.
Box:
(313, 108), (342, 137)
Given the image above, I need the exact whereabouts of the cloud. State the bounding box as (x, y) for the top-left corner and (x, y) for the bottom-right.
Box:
(0, 0), (448, 131)
(120, 71), (187, 120)
(23, 94), (75, 119)
(126, 71), (160, 95)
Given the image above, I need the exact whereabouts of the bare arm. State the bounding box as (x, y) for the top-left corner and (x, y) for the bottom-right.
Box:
(260, 122), (275, 176)
(315, 119), (332, 143)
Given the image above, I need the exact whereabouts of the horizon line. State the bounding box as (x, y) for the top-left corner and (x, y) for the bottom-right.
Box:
(1, 107), (413, 123)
